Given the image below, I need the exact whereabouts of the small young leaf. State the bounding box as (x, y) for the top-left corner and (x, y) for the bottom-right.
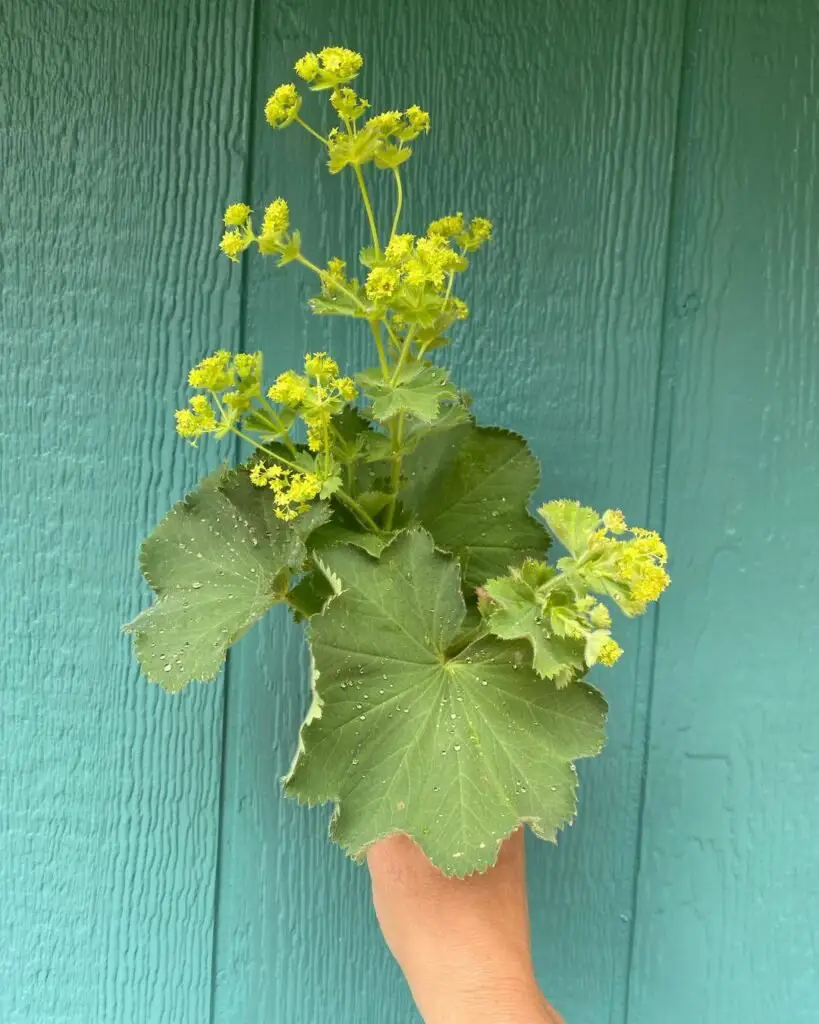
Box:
(539, 500), (601, 558)
(482, 575), (584, 687)
(125, 469), (314, 691)
(401, 424), (550, 589)
(357, 361), (459, 424)
(285, 529), (607, 876)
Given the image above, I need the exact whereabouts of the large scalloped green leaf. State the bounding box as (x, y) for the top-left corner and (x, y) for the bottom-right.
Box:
(285, 528), (607, 876)
(125, 467), (318, 691)
(400, 423), (550, 589)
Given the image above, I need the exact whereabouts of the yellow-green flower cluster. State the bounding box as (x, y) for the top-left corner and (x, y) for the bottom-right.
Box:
(295, 47), (363, 90)
(427, 212), (493, 252)
(365, 230), (471, 305)
(596, 637), (624, 666)
(175, 394), (218, 440)
(264, 83), (302, 128)
(540, 499), (671, 615)
(218, 198), (300, 264)
(330, 87), (369, 122)
(219, 204), (255, 262)
(267, 353), (356, 453)
(175, 350), (263, 440)
(326, 103), (431, 174)
(249, 462), (321, 522)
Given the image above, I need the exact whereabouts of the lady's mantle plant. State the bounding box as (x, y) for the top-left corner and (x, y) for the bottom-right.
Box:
(126, 47), (670, 876)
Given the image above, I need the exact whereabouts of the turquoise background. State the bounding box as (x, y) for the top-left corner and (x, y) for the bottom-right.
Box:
(2, 1), (817, 1022)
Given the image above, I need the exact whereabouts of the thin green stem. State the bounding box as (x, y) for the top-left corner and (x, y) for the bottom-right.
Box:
(296, 117), (328, 145)
(296, 253), (369, 313)
(353, 165), (381, 257)
(335, 489), (383, 534)
(257, 396), (298, 455)
(383, 318), (402, 352)
(369, 320), (390, 379)
(390, 168), (404, 240)
(390, 327), (417, 385)
(442, 270), (456, 309)
(383, 413), (405, 532)
(229, 426), (301, 472)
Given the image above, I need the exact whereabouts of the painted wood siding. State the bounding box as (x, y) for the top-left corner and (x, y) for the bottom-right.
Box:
(2, 2), (816, 1023)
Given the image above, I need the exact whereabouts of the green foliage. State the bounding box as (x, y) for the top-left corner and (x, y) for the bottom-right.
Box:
(125, 467), (324, 690)
(401, 423), (549, 589)
(285, 530), (607, 875)
(357, 360), (458, 423)
(126, 45), (671, 875)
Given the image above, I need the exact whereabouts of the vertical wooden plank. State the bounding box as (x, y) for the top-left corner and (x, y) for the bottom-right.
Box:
(213, 3), (686, 1022)
(0, 2), (253, 1021)
(628, 2), (819, 1021)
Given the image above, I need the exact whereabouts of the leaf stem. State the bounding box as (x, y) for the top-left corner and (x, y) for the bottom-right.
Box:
(390, 168), (403, 240)
(384, 414), (404, 531)
(334, 489), (383, 534)
(296, 253), (369, 313)
(390, 326), (417, 385)
(353, 165), (381, 257)
(369, 320), (390, 379)
(296, 117), (328, 145)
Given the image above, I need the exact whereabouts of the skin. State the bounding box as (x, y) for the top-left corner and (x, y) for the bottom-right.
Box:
(368, 830), (565, 1024)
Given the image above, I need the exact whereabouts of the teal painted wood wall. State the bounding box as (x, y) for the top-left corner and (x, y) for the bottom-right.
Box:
(2, 2), (816, 1022)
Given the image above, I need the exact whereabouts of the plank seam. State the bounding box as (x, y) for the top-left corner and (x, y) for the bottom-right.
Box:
(208, 1), (261, 1020)
(621, 0), (696, 1020)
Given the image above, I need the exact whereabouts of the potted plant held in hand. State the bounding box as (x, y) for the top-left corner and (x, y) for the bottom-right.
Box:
(125, 47), (670, 876)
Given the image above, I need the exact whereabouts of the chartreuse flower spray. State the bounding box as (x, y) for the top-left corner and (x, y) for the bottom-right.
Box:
(126, 47), (669, 876)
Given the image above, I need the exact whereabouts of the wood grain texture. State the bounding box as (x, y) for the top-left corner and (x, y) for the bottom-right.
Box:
(212, 3), (686, 1021)
(0, 2), (253, 1021)
(626, 2), (819, 1022)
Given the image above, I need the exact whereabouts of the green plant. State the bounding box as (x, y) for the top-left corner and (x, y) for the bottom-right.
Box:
(125, 47), (670, 876)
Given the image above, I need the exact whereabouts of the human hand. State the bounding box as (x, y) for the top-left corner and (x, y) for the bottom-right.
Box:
(368, 829), (564, 1024)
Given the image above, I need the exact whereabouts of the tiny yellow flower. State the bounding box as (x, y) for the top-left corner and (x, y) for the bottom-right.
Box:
(598, 638), (624, 667)
(268, 369), (309, 406)
(602, 509), (628, 534)
(366, 110), (403, 136)
(223, 390), (252, 413)
(306, 421), (325, 452)
(336, 377), (357, 401)
(400, 104), (430, 139)
(264, 83), (301, 128)
(233, 351), (261, 383)
(262, 198), (289, 235)
(219, 229), (251, 262)
(175, 408), (200, 438)
(588, 602), (612, 629)
(365, 265), (401, 302)
(175, 394), (218, 439)
(450, 298), (469, 320)
(188, 351), (234, 391)
(294, 52), (320, 81)
(384, 233), (415, 265)
(330, 87), (370, 121)
(460, 216), (493, 251)
(295, 47), (363, 90)
(327, 257), (346, 277)
(304, 352), (339, 381)
(631, 527), (669, 564)
(224, 203), (252, 227)
(427, 214), (464, 239)
(249, 462), (268, 487)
